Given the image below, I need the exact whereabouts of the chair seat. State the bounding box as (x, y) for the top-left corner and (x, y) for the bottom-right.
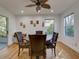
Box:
(46, 32), (59, 56)
(46, 44), (55, 48)
(26, 41), (30, 48)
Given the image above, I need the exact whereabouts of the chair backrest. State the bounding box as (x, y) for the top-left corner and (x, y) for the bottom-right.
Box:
(52, 32), (59, 43)
(29, 35), (46, 53)
(15, 32), (23, 45)
(36, 31), (43, 35)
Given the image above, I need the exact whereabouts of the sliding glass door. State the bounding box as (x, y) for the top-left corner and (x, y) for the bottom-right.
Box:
(44, 20), (54, 40)
(0, 16), (8, 45)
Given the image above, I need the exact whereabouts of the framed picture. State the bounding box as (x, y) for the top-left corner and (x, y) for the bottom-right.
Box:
(42, 22), (44, 27)
(33, 23), (36, 27)
(36, 20), (39, 24)
(23, 24), (26, 28)
(30, 20), (33, 24)
(20, 22), (23, 26)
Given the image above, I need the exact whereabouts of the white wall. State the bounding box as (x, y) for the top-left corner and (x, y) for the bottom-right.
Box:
(0, 6), (16, 45)
(0, 5), (60, 45)
(60, 1), (79, 53)
(16, 16), (44, 34)
(15, 15), (60, 35)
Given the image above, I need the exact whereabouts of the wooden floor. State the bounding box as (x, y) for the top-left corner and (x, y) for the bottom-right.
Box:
(0, 42), (79, 59)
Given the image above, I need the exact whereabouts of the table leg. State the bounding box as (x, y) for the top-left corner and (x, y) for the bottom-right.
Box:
(36, 56), (39, 59)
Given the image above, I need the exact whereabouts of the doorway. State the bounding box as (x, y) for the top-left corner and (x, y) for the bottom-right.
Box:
(0, 16), (8, 49)
(44, 20), (54, 40)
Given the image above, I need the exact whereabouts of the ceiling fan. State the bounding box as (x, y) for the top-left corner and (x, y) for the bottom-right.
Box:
(25, 0), (51, 12)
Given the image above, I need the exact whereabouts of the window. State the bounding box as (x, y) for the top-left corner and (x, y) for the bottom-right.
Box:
(43, 19), (54, 40)
(44, 20), (54, 34)
(0, 16), (7, 37)
(64, 13), (74, 37)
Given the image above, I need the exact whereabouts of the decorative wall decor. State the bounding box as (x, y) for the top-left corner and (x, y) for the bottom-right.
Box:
(23, 24), (26, 28)
(30, 20), (39, 27)
(33, 23), (36, 27)
(30, 20), (33, 24)
(20, 22), (26, 28)
(36, 20), (39, 24)
(42, 22), (44, 27)
(20, 22), (23, 26)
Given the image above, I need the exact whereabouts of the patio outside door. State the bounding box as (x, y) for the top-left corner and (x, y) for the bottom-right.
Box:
(44, 20), (54, 40)
(0, 16), (8, 49)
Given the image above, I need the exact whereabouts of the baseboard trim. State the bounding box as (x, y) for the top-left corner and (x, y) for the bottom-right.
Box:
(58, 41), (79, 56)
(7, 43), (15, 47)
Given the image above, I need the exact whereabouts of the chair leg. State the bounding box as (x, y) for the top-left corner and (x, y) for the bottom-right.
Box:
(30, 50), (32, 59)
(22, 48), (23, 51)
(44, 55), (46, 59)
(54, 47), (56, 56)
(18, 47), (20, 56)
(44, 51), (46, 59)
(30, 54), (32, 59)
(29, 48), (31, 56)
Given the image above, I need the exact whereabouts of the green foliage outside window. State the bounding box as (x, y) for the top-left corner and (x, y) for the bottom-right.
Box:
(65, 25), (74, 37)
(44, 20), (54, 35)
(0, 16), (7, 37)
(64, 14), (74, 37)
(47, 24), (54, 34)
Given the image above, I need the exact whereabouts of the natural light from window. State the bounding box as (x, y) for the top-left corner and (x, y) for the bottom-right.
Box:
(45, 20), (54, 27)
(64, 13), (74, 37)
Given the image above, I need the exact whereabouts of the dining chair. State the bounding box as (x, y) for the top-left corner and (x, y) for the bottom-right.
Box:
(15, 32), (29, 56)
(29, 35), (46, 59)
(46, 32), (59, 56)
(36, 31), (43, 35)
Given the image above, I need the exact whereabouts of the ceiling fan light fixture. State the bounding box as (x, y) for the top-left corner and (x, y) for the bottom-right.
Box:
(50, 10), (54, 13)
(21, 10), (24, 14)
(26, 0), (50, 12)
(37, 10), (41, 13)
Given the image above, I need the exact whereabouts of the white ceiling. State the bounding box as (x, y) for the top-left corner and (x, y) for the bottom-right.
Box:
(0, 0), (78, 16)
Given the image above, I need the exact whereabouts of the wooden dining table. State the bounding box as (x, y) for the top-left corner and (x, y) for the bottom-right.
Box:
(29, 34), (46, 59)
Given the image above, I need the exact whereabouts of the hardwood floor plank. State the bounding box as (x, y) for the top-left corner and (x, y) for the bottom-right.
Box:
(0, 42), (79, 59)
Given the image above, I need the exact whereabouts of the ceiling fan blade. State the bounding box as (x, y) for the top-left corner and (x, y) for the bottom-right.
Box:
(41, 4), (51, 9)
(30, 0), (37, 3)
(40, 0), (48, 4)
(25, 4), (36, 7)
